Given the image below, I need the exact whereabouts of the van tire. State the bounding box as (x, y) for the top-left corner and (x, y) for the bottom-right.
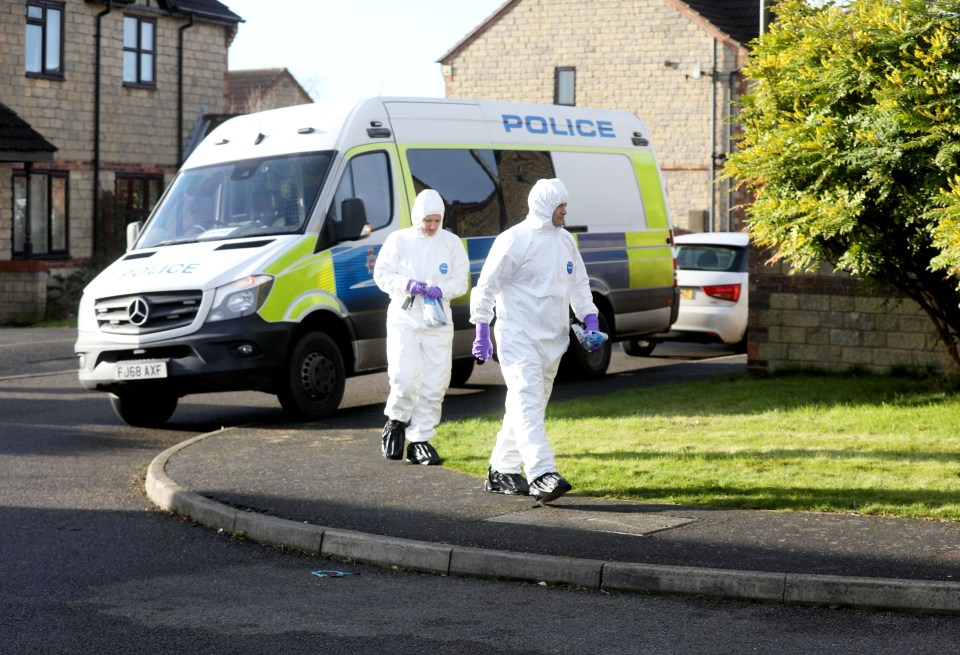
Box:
(449, 358), (475, 387)
(109, 392), (178, 427)
(622, 339), (657, 357)
(278, 331), (345, 420)
(558, 314), (611, 381)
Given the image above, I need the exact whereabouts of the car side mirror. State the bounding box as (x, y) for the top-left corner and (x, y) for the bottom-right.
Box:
(126, 221), (143, 250)
(339, 198), (368, 242)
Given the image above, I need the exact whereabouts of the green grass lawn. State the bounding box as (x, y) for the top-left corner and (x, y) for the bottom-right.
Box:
(435, 372), (960, 520)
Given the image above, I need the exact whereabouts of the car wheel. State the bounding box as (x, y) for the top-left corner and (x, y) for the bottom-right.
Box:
(109, 392), (178, 427)
(733, 329), (748, 355)
(277, 331), (345, 420)
(558, 313), (612, 381)
(621, 339), (656, 357)
(449, 358), (475, 388)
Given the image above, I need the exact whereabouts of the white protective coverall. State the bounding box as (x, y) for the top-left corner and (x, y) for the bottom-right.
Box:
(470, 178), (598, 480)
(374, 189), (469, 443)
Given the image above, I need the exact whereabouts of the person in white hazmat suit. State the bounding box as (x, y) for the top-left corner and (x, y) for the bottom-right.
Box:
(470, 178), (605, 504)
(374, 189), (469, 465)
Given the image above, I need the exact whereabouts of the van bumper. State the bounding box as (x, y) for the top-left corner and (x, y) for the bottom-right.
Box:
(75, 316), (292, 397)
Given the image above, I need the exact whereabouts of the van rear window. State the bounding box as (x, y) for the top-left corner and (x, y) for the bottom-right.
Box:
(406, 148), (553, 238)
(407, 148), (647, 236)
(551, 151), (647, 231)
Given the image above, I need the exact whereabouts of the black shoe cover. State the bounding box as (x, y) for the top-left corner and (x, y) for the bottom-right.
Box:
(484, 467), (530, 495)
(381, 419), (407, 460)
(529, 472), (572, 504)
(406, 441), (441, 465)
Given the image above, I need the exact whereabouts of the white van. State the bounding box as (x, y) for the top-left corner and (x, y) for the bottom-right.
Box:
(75, 97), (678, 426)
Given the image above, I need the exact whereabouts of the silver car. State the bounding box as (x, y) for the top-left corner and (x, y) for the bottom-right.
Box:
(622, 231), (749, 356)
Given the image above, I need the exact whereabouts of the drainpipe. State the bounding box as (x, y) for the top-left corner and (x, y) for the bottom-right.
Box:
(178, 13), (195, 167)
(23, 161), (33, 259)
(93, 0), (115, 258)
(709, 38), (718, 232)
(725, 69), (740, 232)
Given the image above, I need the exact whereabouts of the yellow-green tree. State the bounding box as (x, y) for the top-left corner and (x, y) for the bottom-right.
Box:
(725, 0), (960, 364)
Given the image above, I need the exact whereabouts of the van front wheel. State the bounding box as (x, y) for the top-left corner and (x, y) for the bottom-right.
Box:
(109, 392), (177, 427)
(278, 331), (345, 420)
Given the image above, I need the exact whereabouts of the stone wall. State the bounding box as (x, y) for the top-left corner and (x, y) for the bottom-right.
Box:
(441, 0), (748, 233)
(748, 248), (956, 374)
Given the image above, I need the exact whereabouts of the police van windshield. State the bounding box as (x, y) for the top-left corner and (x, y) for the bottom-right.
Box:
(137, 152), (332, 248)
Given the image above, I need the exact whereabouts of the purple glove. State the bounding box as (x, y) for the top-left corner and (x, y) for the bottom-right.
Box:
(472, 323), (493, 362)
(406, 279), (427, 295)
(424, 286), (443, 300)
(584, 314), (599, 333)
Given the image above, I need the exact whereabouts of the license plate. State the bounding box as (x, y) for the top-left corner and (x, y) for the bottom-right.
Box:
(680, 287), (694, 300)
(114, 361), (168, 380)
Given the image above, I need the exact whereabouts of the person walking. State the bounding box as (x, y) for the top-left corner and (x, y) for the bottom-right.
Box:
(470, 178), (605, 504)
(374, 189), (469, 464)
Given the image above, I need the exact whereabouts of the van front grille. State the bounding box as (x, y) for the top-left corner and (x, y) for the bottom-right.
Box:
(95, 291), (203, 335)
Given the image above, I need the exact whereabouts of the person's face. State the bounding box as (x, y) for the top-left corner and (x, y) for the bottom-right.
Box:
(551, 202), (567, 227)
(421, 214), (442, 236)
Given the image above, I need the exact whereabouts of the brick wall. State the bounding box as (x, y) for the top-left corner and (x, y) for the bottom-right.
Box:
(441, 0), (747, 233)
(748, 248), (957, 374)
(0, 261), (47, 325)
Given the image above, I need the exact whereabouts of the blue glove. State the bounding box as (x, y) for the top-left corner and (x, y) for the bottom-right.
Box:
(574, 315), (608, 352)
(472, 323), (493, 362)
(406, 279), (427, 295)
(584, 314), (599, 333)
(424, 286), (443, 300)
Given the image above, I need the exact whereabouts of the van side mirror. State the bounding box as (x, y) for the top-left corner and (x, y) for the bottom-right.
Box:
(339, 197), (369, 241)
(126, 221), (143, 250)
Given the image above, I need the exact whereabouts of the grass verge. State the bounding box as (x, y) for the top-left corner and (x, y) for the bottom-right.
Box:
(435, 371), (960, 520)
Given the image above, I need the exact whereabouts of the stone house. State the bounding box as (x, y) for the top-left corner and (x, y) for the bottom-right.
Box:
(225, 67), (312, 115)
(439, 0), (761, 236)
(0, 0), (241, 323)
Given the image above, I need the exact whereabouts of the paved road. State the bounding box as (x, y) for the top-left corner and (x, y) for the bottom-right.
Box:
(3, 327), (959, 653)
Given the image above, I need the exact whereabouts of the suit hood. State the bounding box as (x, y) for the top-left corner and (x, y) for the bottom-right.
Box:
(411, 189), (445, 234)
(525, 178), (568, 230)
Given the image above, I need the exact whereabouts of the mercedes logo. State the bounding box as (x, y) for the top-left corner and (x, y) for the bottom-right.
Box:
(127, 297), (150, 326)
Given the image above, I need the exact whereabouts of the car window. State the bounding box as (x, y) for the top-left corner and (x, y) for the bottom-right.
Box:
(677, 245), (744, 272)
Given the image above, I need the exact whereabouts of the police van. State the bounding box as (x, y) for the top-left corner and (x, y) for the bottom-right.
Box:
(75, 97), (678, 426)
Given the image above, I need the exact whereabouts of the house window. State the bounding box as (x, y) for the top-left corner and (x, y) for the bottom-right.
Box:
(25, 0), (64, 79)
(123, 15), (156, 87)
(555, 67), (576, 106)
(13, 170), (68, 258)
(116, 174), (163, 226)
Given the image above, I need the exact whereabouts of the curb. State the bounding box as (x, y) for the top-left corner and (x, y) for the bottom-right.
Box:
(145, 431), (960, 616)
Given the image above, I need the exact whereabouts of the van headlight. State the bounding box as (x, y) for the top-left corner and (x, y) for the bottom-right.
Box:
(206, 275), (274, 323)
